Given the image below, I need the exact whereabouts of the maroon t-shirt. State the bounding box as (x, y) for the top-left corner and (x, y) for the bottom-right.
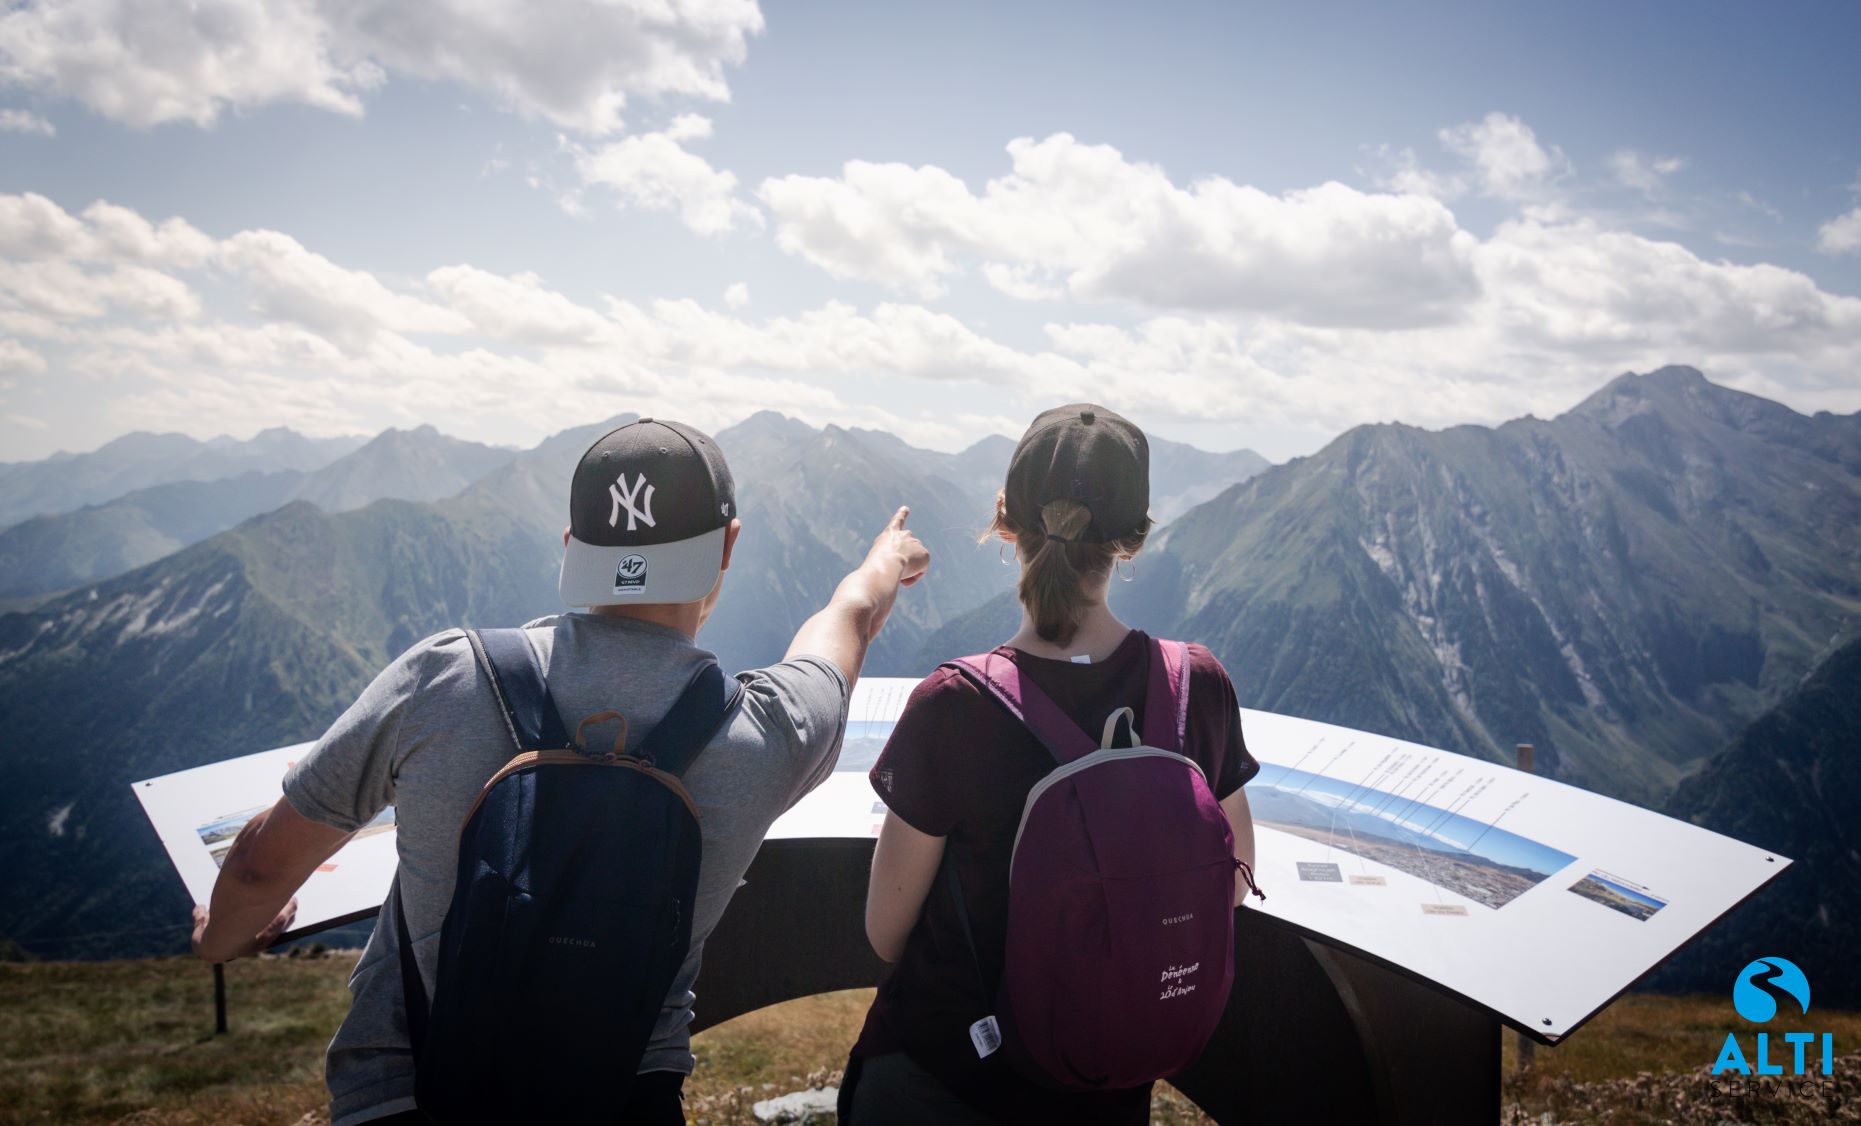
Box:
(852, 630), (1258, 1124)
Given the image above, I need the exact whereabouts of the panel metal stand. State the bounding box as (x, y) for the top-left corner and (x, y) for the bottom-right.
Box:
(213, 962), (228, 1035)
(696, 838), (1502, 1125)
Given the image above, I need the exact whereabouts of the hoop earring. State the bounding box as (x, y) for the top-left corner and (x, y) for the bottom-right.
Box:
(998, 539), (1016, 567)
(1116, 558), (1135, 582)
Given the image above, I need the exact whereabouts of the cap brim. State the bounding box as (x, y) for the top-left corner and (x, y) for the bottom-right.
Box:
(559, 526), (727, 607)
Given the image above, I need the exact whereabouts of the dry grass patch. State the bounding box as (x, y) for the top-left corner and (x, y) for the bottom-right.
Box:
(683, 988), (1204, 1124)
(2, 959), (1854, 1124)
(1500, 993), (1861, 1123)
(0, 952), (351, 1125)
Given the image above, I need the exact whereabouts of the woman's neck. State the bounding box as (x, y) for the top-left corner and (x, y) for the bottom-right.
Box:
(1006, 599), (1131, 663)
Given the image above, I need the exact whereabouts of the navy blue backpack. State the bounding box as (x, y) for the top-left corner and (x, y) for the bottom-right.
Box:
(394, 627), (740, 1123)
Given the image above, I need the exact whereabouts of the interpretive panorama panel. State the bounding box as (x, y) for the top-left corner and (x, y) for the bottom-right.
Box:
(136, 676), (1788, 1039)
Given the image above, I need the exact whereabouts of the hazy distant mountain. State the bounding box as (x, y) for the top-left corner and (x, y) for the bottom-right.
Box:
(1149, 441), (1272, 521)
(291, 425), (513, 512)
(920, 367), (1861, 806)
(706, 415), (1017, 674)
(0, 428), (365, 527)
(0, 428), (519, 603)
(1647, 635), (1861, 1007)
(851, 426), (1269, 525)
(0, 471), (307, 603)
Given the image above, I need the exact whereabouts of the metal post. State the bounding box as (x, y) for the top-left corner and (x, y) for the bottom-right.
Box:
(213, 962), (228, 1035)
(1512, 743), (1535, 1074)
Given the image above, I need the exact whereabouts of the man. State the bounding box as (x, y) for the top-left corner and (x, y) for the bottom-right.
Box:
(192, 417), (930, 1125)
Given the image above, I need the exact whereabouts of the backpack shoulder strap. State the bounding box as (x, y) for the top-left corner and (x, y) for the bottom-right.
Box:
(467, 627), (572, 753)
(637, 662), (743, 778)
(1139, 637), (1191, 753)
(944, 650), (1097, 765)
(392, 878), (428, 1055)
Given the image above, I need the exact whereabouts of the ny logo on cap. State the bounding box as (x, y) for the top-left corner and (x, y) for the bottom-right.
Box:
(608, 473), (656, 531)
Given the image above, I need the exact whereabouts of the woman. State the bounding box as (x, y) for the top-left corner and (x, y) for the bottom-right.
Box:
(842, 404), (1260, 1125)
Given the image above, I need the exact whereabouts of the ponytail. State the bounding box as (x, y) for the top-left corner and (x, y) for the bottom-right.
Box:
(982, 493), (1152, 648)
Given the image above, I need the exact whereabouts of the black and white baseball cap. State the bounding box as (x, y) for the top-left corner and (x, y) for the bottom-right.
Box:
(559, 418), (737, 607)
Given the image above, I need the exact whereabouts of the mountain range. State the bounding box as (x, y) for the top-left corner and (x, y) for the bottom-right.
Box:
(0, 427), (515, 604)
(924, 367), (1860, 805)
(1648, 632), (1861, 1007)
(0, 427), (367, 528)
(0, 366), (1855, 967)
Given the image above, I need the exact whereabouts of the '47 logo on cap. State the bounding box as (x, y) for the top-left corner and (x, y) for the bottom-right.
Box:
(608, 473), (655, 531)
(613, 554), (648, 593)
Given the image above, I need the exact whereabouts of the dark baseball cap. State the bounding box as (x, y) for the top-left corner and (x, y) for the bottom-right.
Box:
(559, 418), (736, 606)
(1004, 404), (1149, 543)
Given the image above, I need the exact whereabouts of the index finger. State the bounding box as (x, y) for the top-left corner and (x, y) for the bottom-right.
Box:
(888, 505), (910, 531)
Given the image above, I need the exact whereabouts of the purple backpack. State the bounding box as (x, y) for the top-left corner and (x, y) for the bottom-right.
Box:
(945, 638), (1258, 1090)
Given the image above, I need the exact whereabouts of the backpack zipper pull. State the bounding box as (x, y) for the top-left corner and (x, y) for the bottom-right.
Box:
(1233, 857), (1266, 902)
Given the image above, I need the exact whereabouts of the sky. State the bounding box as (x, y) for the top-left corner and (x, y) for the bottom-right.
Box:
(1, 0), (1858, 463)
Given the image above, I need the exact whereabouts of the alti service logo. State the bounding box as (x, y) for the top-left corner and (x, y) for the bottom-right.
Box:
(1712, 957), (1833, 1076)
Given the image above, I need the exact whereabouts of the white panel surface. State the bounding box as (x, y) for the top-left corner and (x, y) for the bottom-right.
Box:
(134, 676), (1787, 1038)
(132, 744), (398, 937)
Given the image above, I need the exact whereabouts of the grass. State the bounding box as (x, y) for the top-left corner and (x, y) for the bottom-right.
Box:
(1500, 995), (1861, 1125)
(0, 954), (1854, 1124)
(0, 951), (349, 1124)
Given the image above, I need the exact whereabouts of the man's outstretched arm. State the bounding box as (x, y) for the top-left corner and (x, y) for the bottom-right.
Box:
(784, 506), (930, 688)
(192, 797), (352, 962)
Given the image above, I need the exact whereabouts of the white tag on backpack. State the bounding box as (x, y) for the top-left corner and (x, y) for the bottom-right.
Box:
(969, 1015), (1002, 1058)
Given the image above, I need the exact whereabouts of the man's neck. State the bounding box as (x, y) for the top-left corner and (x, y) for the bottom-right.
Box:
(586, 602), (701, 639)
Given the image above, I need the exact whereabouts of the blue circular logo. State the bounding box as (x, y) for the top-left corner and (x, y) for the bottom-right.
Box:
(1732, 957), (1810, 1023)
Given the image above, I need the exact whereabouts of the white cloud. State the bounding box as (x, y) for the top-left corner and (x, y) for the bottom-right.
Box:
(216, 230), (469, 340)
(572, 118), (762, 235)
(600, 297), (1074, 388)
(0, 191), (94, 259)
(0, 0), (377, 128)
(0, 259), (200, 320)
(1010, 211), (1861, 438)
(0, 308), (69, 339)
(1476, 219), (1860, 356)
(0, 0), (763, 133)
(1363, 143), (1467, 201)
(759, 160), (970, 298)
(760, 133), (1481, 326)
(982, 262), (1063, 301)
(0, 192), (214, 266)
(723, 282), (749, 309)
(665, 113), (714, 143)
(1438, 112), (1572, 204)
(1608, 150), (1686, 197)
(426, 265), (614, 345)
(1817, 207), (1861, 256)
(79, 201), (215, 267)
(0, 336), (47, 373)
(0, 107), (53, 135)
(1735, 191), (1782, 222)
(5, 188), (1857, 464)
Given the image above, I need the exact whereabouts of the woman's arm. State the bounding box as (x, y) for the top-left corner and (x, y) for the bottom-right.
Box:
(865, 809), (947, 962)
(1222, 788), (1258, 907)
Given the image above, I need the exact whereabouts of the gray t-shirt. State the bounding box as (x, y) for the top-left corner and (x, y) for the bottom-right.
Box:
(282, 613), (848, 1126)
